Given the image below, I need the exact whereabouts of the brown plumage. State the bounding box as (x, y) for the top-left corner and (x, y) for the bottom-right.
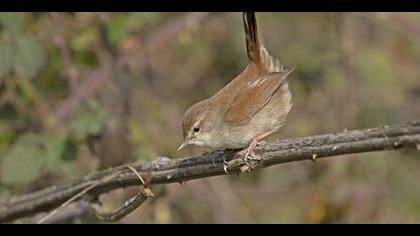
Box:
(179, 12), (293, 155)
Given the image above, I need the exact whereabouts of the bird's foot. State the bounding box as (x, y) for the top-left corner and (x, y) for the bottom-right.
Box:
(223, 140), (264, 173)
(243, 139), (265, 161)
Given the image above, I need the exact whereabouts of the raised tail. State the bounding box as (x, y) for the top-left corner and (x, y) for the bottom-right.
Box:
(243, 12), (284, 72)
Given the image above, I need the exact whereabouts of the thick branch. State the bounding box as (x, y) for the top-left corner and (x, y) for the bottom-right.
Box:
(1, 119), (420, 222)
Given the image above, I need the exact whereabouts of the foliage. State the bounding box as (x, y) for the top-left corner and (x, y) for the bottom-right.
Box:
(0, 13), (420, 223)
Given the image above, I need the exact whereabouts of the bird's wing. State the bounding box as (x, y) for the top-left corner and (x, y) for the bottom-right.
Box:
(224, 69), (293, 125)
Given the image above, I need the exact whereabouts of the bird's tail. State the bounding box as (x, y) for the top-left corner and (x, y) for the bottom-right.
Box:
(243, 12), (284, 72)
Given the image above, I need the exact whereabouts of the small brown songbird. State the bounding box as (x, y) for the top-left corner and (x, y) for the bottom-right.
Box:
(179, 12), (293, 170)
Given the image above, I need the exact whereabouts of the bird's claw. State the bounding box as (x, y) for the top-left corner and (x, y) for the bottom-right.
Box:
(223, 164), (230, 175)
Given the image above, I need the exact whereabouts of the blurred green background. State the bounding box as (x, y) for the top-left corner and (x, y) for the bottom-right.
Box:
(0, 12), (420, 223)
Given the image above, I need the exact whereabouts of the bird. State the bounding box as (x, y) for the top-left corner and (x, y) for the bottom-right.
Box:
(178, 12), (294, 171)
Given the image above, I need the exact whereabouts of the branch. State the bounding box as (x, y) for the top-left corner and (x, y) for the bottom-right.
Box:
(1, 119), (420, 222)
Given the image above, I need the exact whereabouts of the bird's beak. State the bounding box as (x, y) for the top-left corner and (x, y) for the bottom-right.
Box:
(178, 141), (188, 151)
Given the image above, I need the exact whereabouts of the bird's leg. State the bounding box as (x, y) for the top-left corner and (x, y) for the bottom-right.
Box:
(241, 131), (273, 162)
(242, 138), (263, 161)
(225, 131), (274, 173)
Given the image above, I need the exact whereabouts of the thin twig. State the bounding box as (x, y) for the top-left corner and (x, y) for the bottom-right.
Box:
(125, 165), (145, 185)
(36, 170), (123, 224)
(90, 166), (153, 222)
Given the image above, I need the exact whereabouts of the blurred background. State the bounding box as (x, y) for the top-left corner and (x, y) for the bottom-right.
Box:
(0, 12), (420, 223)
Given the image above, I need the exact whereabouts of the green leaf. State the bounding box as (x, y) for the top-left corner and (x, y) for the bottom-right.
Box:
(37, 134), (67, 170)
(0, 42), (13, 82)
(1, 139), (45, 186)
(69, 98), (110, 136)
(0, 13), (24, 35)
(38, 134), (77, 176)
(0, 133), (78, 186)
(13, 36), (46, 79)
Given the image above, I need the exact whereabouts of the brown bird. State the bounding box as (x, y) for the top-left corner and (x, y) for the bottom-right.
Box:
(179, 12), (293, 170)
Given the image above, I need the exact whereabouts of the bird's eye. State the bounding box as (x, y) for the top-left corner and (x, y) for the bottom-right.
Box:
(193, 127), (200, 133)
